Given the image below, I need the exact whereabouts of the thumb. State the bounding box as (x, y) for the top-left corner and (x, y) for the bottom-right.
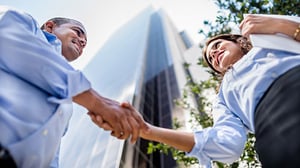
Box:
(120, 101), (132, 109)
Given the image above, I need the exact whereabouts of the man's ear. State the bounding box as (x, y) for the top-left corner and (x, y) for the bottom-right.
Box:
(43, 21), (55, 33)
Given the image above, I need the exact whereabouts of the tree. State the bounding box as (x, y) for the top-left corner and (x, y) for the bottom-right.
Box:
(147, 0), (299, 167)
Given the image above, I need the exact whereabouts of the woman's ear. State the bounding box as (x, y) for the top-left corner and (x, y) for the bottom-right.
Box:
(43, 21), (55, 33)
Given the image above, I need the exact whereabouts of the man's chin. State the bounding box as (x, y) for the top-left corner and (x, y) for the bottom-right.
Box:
(69, 50), (81, 62)
(69, 56), (79, 62)
(64, 54), (79, 62)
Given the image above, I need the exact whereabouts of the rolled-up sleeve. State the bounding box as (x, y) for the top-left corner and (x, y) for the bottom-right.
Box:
(187, 102), (247, 167)
(0, 7), (91, 101)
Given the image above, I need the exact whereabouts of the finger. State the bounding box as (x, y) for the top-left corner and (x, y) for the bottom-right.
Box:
(87, 111), (99, 124)
(239, 18), (246, 30)
(128, 117), (140, 144)
(239, 14), (252, 29)
(95, 115), (114, 130)
(101, 122), (114, 131)
(120, 103), (149, 142)
(88, 112), (114, 131)
(108, 116), (123, 138)
(129, 110), (149, 132)
(119, 109), (132, 139)
(111, 129), (126, 139)
(88, 112), (105, 125)
(96, 115), (104, 124)
(240, 24), (250, 37)
(111, 131), (119, 138)
(97, 98), (124, 137)
(239, 20), (249, 36)
(120, 101), (131, 108)
(120, 103), (138, 141)
(121, 104), (149, 133)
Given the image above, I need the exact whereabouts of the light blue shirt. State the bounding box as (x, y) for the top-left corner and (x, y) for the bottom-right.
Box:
(0, 6), (91, 167)
(188, 47), (300, 166)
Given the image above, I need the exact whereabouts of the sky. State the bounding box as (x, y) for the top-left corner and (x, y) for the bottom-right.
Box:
(0, 0), (218, 69)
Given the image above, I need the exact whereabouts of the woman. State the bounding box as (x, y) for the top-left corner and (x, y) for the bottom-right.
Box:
(140, 14), (300, 167)
(92, 15), (300, 167)
(193, 14), (300, 167)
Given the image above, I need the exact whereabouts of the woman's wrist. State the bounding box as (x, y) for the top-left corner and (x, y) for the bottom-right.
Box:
(293, 24), (300, 40)
(140, 124), (154, 139)
(276, 19), (299, 41)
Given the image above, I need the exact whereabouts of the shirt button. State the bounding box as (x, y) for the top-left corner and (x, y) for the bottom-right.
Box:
(43, 129), (48, 136)
(31, 155), (37, 161)
(267, 53), (275, 57)
(271, 72), (277, 78)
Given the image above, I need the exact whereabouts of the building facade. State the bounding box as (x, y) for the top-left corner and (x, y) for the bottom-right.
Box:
(60, 6), (203, 168)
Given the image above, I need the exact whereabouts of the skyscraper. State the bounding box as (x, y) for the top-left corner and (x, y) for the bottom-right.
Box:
(60, 6), (205, 168)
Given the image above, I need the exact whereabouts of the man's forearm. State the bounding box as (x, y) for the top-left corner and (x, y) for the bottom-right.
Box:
(73, 88), (98, 111)
(73, 89), (148, 143)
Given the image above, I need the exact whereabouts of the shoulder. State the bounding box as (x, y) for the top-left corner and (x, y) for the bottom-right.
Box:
(1, 5), (31, 19)
(0, 5), (39, 31)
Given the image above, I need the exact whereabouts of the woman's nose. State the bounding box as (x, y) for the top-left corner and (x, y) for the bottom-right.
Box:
(211, 50), (218, 58)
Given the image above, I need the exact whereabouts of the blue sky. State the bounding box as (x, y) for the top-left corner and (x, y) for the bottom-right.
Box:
(0, 0), (218, 69)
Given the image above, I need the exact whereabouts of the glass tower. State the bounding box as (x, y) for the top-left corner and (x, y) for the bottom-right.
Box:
(60, 6), (200, 168)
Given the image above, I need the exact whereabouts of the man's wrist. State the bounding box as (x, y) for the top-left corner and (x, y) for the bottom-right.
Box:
(73, 88), (98, 111)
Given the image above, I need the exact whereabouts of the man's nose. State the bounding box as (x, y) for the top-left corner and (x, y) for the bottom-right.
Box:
(79, 38), (86, 47)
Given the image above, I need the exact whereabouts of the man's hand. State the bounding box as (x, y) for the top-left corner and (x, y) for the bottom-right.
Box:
(73, 89), (148, 143)
(88, 101), (150, 143)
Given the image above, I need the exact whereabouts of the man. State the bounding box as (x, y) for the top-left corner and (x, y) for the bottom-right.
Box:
(0, 6), (147, 167)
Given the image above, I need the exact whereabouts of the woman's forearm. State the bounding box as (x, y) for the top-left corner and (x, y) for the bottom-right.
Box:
(140, 125), (195, 152)
(276, 19), (299, 40)
(240, 15), (300, 41)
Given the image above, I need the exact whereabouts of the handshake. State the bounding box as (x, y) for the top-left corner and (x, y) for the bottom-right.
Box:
(80, 90), (150, 144)
(73, 88), (194, 153)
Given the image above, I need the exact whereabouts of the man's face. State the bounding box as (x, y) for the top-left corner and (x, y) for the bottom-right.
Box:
(51, 22), (87, 62)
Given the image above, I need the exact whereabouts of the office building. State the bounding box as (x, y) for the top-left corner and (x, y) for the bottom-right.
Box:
(60, 6), (205, 168)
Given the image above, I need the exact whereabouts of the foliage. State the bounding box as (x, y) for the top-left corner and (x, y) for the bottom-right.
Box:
(147, 0), (299, 167)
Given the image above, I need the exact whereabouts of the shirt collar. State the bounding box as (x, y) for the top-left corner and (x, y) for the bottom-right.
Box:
(42, 30), (62, 53)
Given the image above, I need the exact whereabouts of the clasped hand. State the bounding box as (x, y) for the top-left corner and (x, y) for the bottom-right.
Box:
(87, 99), (148, 144)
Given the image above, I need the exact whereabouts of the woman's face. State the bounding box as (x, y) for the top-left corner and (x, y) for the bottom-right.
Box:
(206, 39), (244, 73)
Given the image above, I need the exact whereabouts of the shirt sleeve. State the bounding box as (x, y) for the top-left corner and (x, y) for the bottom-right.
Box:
(186, 98), (247, 166)
(0, 6), (91, 101)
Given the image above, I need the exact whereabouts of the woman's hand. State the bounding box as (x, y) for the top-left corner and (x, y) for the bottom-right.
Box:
(239, 15), (281, 37)
(240, 14), (299, 40)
